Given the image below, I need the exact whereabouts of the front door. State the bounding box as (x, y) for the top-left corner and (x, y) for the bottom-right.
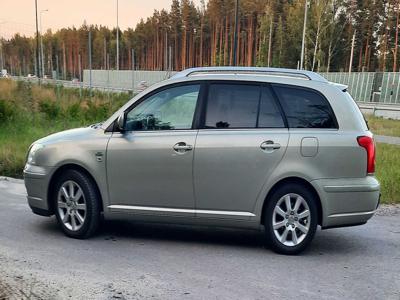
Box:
(106, 83), (201, 215)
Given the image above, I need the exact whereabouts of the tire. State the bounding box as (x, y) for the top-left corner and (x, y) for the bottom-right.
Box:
(264, 183), (318, 255)
(53, 169), (101, 239)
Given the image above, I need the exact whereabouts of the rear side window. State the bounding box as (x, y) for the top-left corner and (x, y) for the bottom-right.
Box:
(204, 83), (285, 129)
(273, 85), (337, 129)
(205, 84), (260, 128)
(258, 87), (285, 128)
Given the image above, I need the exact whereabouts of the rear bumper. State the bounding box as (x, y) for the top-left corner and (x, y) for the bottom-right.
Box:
(23, 164), (54, 216)
(311, 176), (380, 229)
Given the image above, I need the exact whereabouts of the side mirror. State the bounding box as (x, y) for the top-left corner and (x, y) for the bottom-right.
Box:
(116, 113), (126, 132)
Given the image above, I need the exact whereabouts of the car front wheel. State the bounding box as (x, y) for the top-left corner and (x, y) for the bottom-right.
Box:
(54, 169), (100, 239)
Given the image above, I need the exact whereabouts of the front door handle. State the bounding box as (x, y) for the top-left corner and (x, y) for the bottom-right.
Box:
(260, 140), (281, 152)
(173, 142), (193, 153)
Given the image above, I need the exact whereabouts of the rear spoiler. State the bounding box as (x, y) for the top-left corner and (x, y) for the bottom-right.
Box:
(329, 82), (348, 92)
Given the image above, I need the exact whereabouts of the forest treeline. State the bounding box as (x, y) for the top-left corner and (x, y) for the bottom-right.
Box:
(1, 0), (399, 79)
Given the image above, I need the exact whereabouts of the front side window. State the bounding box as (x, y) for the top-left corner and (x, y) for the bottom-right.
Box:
(205, 84), (260, 128)
(125, 84), (200, 131)
(273, 85), (337, 129)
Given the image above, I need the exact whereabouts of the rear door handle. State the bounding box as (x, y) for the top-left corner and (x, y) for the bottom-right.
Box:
(260, 140), (281, 151)
(173, 142), (193, 153)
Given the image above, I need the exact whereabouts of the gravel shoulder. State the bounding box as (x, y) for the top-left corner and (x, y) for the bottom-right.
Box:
(0, 177), (399, 300)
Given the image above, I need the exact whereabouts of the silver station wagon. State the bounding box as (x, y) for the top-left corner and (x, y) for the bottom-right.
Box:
(24, 67), (380, 254)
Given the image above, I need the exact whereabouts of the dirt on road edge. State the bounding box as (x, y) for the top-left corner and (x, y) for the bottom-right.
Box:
(0, 273), (58, 300)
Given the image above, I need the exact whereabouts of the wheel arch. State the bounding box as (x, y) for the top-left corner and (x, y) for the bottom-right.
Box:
(260, 177), (323, 226)
(47, 163), (104, 214)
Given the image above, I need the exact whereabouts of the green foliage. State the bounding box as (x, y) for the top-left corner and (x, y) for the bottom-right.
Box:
(84, 101), (110, 121)
(15, 81), (34, 108)
(366, 115), (400, 137)
(38, 99), (61, 119)
(65, 102), (81, 119)
(0, 99), (15, 122)
(376, 143), (400, 204)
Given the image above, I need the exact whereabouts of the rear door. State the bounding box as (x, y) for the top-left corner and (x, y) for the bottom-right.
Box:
(193, 82), (289, 219)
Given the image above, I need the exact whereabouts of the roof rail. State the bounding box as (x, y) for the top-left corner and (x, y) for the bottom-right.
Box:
(170, 67), (328, 82)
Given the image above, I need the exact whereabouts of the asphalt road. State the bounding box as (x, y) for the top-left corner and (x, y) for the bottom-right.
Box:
(0, 177), (399, 300)
(375, 135), (400, 145)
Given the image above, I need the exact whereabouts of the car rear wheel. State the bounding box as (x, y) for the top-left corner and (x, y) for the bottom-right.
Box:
(264, 183), (318, 255)
(54, 169), (100, 239)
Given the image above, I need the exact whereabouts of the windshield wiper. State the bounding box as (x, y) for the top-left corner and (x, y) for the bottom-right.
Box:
(90, 122), (104, 129)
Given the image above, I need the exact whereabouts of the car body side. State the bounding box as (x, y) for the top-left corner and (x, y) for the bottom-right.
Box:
(24, 74), (380, 230)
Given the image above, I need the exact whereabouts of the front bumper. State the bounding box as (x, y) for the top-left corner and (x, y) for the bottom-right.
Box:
(311, 176), (380, 229)
(23, 164), (54, 216)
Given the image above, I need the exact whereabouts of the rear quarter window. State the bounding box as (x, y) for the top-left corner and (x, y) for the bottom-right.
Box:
(273, 85), (337, 129)
(344, 91), (369, 131)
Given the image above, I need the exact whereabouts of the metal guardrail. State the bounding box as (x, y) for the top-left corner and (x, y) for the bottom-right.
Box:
(8, 76), (135, 93)
(7, 70), (178, 94)
(83, 70), (177, 92)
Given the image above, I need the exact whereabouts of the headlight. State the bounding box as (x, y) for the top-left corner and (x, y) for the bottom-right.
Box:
(27, 144), (45, 165)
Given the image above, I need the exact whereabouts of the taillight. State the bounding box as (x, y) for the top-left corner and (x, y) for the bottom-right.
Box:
(357, 136), (375, 174)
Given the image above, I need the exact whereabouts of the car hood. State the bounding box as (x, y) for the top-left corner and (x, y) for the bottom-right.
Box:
(35, 126), (99, 146)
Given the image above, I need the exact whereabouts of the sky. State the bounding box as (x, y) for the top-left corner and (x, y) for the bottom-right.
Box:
(0, 0), (204, 39)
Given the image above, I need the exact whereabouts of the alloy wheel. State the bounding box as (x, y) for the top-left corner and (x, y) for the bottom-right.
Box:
(272, 193), (311, 247)
(57, 180), (87, 231)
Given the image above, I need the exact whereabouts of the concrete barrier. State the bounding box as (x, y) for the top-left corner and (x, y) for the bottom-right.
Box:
(359, 103), (400, 120)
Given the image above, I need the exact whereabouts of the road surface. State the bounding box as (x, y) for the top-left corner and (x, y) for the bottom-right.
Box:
(0, 177), (399, 299)
(375, 135), (400, 145)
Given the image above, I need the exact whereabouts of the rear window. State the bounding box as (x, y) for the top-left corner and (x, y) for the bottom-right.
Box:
(273, 85), (337, 129)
